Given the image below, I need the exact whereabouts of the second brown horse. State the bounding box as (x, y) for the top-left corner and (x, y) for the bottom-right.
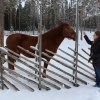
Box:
(6, 22), (76, 76)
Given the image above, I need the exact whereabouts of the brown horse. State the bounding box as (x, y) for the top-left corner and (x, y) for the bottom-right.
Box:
(6, 22), (76, 76)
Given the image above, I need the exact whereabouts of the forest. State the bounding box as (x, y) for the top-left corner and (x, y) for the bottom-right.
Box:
(3, 0), (100, 32)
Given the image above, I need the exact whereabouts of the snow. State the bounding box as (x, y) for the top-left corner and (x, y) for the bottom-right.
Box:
(1, 86), (100, 100)
(1, 31), (100, 100)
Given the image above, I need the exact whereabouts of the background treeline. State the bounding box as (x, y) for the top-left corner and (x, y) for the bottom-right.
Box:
(3, 0), (100, 32)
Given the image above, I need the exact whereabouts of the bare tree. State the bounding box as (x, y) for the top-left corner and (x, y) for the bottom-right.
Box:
(30, 0), (35, 33)
(0, 0), (4, 46)
(50, 0), (56, 27)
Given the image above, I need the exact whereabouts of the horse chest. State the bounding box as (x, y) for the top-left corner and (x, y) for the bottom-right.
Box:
(42, 40), (59, 53)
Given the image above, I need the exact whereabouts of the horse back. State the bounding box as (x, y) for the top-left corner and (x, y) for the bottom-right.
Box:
(6, 33), (38, 55)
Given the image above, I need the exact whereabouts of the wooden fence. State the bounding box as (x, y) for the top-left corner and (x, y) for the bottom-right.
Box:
(0, 46), (95, 91)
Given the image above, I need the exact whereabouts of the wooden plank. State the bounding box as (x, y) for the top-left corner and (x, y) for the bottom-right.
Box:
(4, 72), (34, 92)
(41, 72), (71, 89)
(3, 77), (20, 91)
(0, 51), (4, 90)
(30, 46), (95, 81)
(59, 48), (94, 71)
(0, 48), (38, 73)
(81, 49), (90, 56)
(2, 53), (61, 90)
(4, 57), (61, 89)
(43, 58), (87, 85)
(2, 49), (65, 89)
(17, 46), (87, 85)
(45, 49), (95, 77)
(42, 58), (87, 85)
(3, 82), (9, 89)
(41, 64), (79, 86)
(4, 67), (50, 91)
(4, 47), (39, 73)
(18, 46), (87, 84)
(1, 56), (61, 90)
(9, 47), (69, 87)
(68, 47), (92, 64)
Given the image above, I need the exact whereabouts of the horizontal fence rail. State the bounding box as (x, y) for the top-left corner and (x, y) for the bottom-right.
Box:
(0, 46), (95, 91)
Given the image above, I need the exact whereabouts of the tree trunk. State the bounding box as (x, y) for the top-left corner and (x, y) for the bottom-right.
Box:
(51, 0), (56, 28)
(31, 0), (35, 34)
(0, 0), (4, 90)
(0, 0), (4, 47)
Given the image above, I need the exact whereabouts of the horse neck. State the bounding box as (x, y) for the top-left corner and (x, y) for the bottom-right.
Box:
(43, 26), (64, 47)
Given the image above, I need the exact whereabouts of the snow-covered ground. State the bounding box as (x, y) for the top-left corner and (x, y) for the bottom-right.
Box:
(1, 85), (100, 100)
(1, 31), (100, 100)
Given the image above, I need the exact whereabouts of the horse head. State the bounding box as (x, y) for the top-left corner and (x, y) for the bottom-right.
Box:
(61, 22), (76, 41)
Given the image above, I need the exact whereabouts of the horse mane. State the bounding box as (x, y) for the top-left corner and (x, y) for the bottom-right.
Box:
(42, 23), (64, 39)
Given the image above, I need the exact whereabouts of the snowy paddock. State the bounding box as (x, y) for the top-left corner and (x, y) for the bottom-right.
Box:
(1, 31), (100, 100)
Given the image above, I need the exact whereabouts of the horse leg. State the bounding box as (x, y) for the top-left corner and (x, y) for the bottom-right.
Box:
(8, 56), (15, 70)
(42, 59), (50, 78)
